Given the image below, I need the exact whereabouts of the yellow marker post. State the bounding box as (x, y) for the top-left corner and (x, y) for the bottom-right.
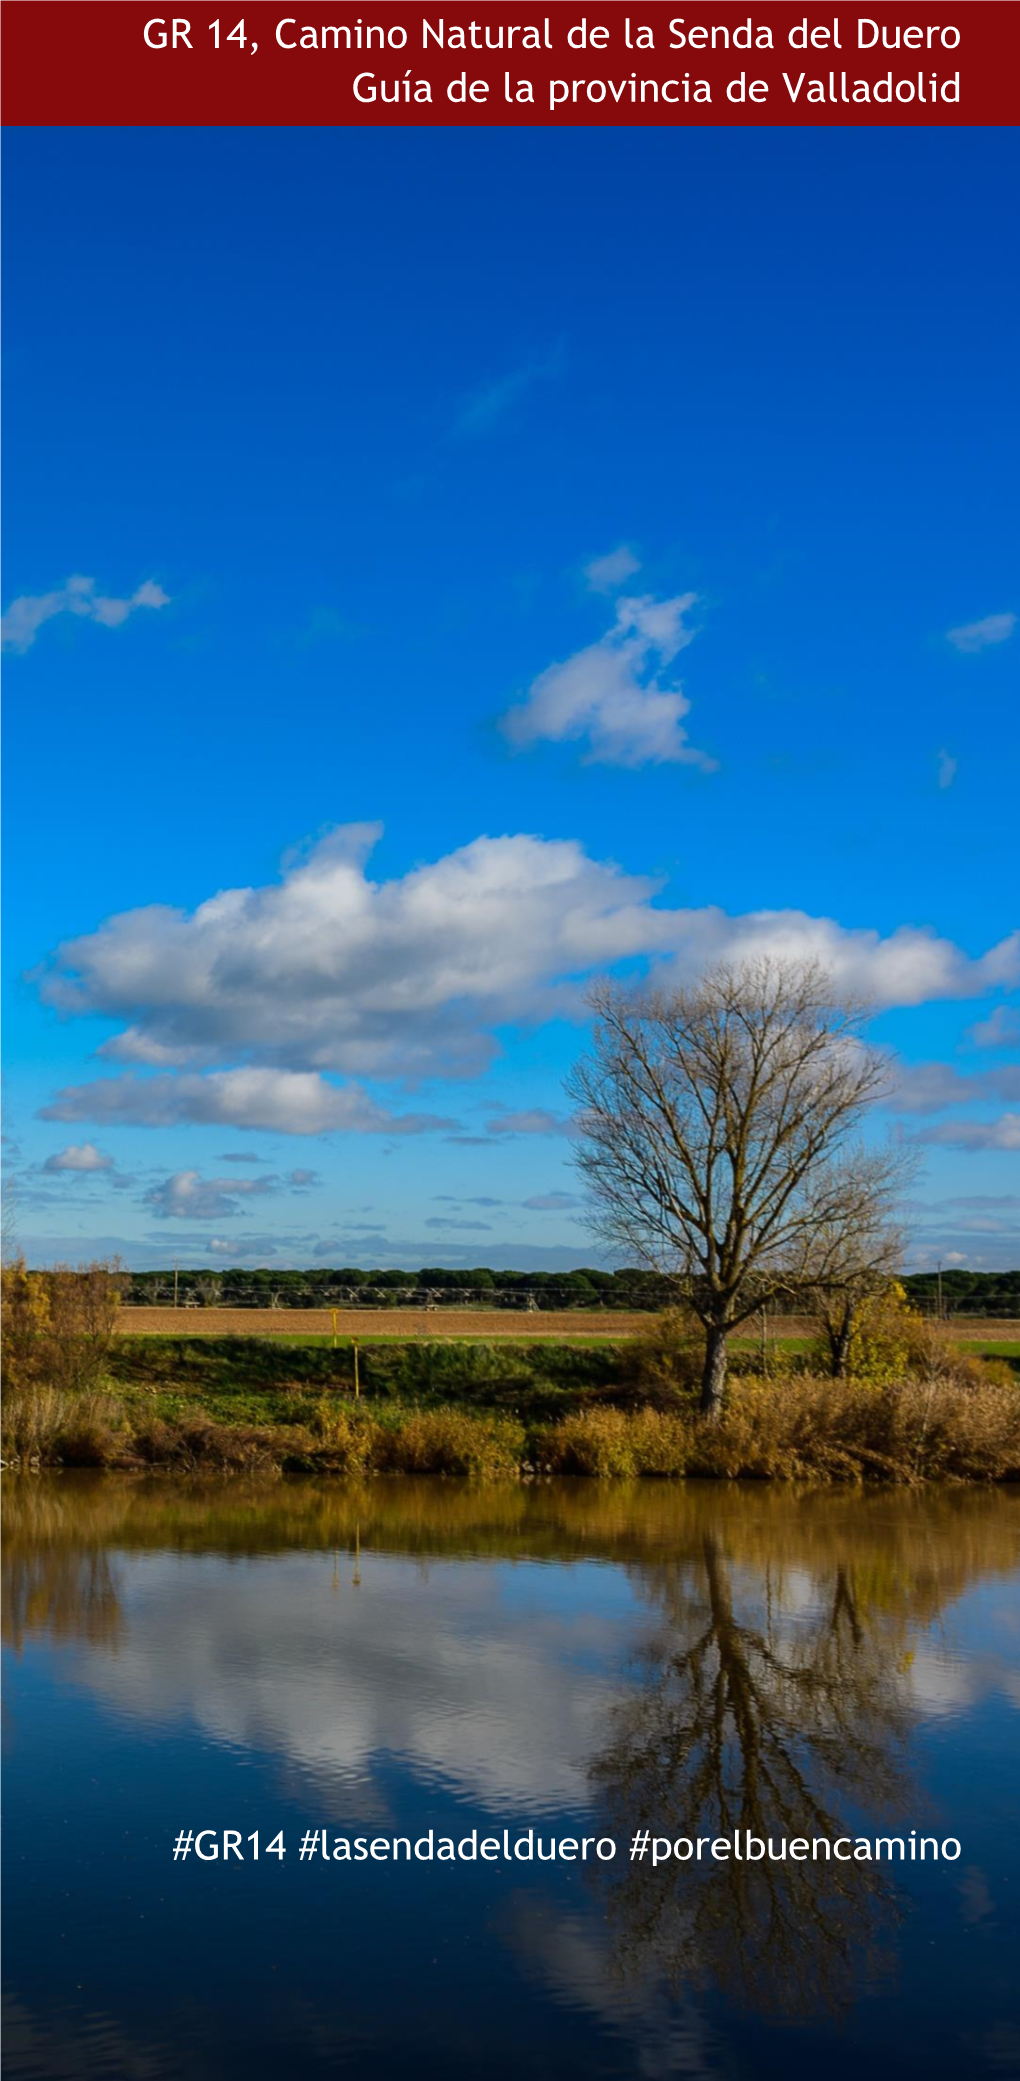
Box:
(353, 1339), (360, 1400)
(331, 1309), (338, 1350)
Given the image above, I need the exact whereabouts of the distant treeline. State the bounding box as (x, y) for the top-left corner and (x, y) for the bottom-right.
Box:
(125, 1266), (671, 1311)
(899, 1268), (1020, 1316)
(121, 1265), (1020, 1316)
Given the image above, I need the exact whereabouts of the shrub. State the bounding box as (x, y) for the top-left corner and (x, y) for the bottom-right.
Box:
(539, 1409), (640, 1477)
(684, 1371), (1020, 1483)
(131, 1412), (283, 1475)
(627, 1307), (704, 1405)
(806, 1282), (913, 1384)
(372, 1409), (525, 1478)
(306, 1400), (373, 1474)
(627, 1406), (692, 1475)
(2, 1255), (122, 1399)
(539, 1406), (693, 1477)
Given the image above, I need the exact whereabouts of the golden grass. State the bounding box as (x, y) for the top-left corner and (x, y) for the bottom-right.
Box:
(4, 1371), (1017, 1483)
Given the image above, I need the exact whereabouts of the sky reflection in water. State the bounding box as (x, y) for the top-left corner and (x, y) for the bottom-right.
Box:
(4, 1477), (1020, 2080)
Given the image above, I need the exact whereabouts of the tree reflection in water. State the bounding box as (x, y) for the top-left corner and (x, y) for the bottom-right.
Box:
(587, 1522), (965, 2018)
(3, 1470), (1017, 2031)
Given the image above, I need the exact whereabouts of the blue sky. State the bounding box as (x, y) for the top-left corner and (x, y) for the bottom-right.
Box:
(3, 126), (1018, 1272)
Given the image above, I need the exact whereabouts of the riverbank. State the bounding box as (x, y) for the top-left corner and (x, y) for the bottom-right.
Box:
(5, 1366), (1020, 1483)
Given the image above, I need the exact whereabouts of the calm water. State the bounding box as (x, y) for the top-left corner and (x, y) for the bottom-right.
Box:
(4, 1476), (1020, 2080)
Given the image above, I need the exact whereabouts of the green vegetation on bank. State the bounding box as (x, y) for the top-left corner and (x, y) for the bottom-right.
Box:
(4, 1259), (1019, 1483)
(3, 1319), (1019, 1488)
(107, 1333), (632, 1414)
(4, 1374), (1020, 1485)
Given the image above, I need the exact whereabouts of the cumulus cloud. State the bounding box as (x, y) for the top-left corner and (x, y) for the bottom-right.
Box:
(521, 1192), (583, 1211)
(144, 1170), (279, 1219)
(206, 1234), (293, 1258)
(943, 1194), (1020, 1210)
(40, 1067), (456, 1137)
(434, 1194), (505, 1206)
(654, 912), (1020, 1009)
(584, 545), (641, 593)
(1, 575), (170, 654)
(946, 611), (1015, 654)
(42, 1142), (114, 1174)
(890, 1062), (977, 1114)
(913, 1113), (1020, 1152)
(967, 1005), (1020, 1049)
(486, 1109), (578, 1138)
(501, 591), (712, 767)
(35, 825), (1020, 1132)
(891, 1061), (1020, 1113)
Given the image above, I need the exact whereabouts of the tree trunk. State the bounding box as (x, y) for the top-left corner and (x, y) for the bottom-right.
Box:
(700, 1323), (728, 1418)
(832, 1308), (854, 1379)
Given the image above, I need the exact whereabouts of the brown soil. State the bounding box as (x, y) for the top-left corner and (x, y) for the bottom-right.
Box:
(118, 1306), (652, 1338)
(117, 1307), (1018, 1342)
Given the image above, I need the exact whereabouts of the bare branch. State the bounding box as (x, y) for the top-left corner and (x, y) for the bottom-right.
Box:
(567, 958), (892, 1412)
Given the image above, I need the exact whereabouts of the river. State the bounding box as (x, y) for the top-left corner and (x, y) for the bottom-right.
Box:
(4, 1475), (1019, 2078)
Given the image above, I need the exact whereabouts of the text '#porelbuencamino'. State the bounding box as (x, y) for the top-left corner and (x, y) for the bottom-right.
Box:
(171, 1827), (963, 1864)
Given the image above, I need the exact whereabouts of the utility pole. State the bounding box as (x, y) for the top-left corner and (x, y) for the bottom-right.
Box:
(937, 1260), (943, 1321)
(174, 1259), (179, 1309)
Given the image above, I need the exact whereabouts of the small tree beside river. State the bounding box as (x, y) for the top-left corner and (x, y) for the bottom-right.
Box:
(567, 959), (896, 1417)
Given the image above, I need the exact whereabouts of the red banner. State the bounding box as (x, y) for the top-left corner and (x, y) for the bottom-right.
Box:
(1, 1), (1016, 125)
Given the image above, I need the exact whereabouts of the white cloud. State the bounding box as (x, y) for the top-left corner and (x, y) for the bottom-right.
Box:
(145, 1170), (278, 1220)
(946, 611), (1015, 654)
(36, 825), (1020, 1131)
(891, 1061), (1020, 1113)
(1, 575), (170, 654)
(967, 1005), (1020, 1049)
(455, 344), (563, 435)
(655, 910), (1020, 1009)
(64, 1547), (629, 1817)
(41, 1141), (114, 1173)
(903, 1193), (1020, 1267)
(501, 591), (713, 767)
(521, 1192), (583, 1211)
(487, 1110), (578, 1138)
(98, 1030), (200, 1067)
(914, 1113), (1020, 1152)
(208, 1235), (270, 1258)
(584, 545), (641, 592)
(38, 825), (670, 1083)
(937, 748), (957, 790)
(41, 1068), (457, 1137)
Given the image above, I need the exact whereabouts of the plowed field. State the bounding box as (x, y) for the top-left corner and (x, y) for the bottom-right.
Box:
(117, 1308), (1018, 1342)
(119, 1307), (654, 1338)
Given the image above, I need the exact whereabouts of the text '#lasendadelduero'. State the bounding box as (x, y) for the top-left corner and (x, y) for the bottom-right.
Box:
(171, 1827), (962, 1864)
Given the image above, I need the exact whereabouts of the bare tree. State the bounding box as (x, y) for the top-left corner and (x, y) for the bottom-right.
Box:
(567, 959), (889, 1416)
(590, 1529), (906, 2016)
(790, 1145), (916, 1376)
